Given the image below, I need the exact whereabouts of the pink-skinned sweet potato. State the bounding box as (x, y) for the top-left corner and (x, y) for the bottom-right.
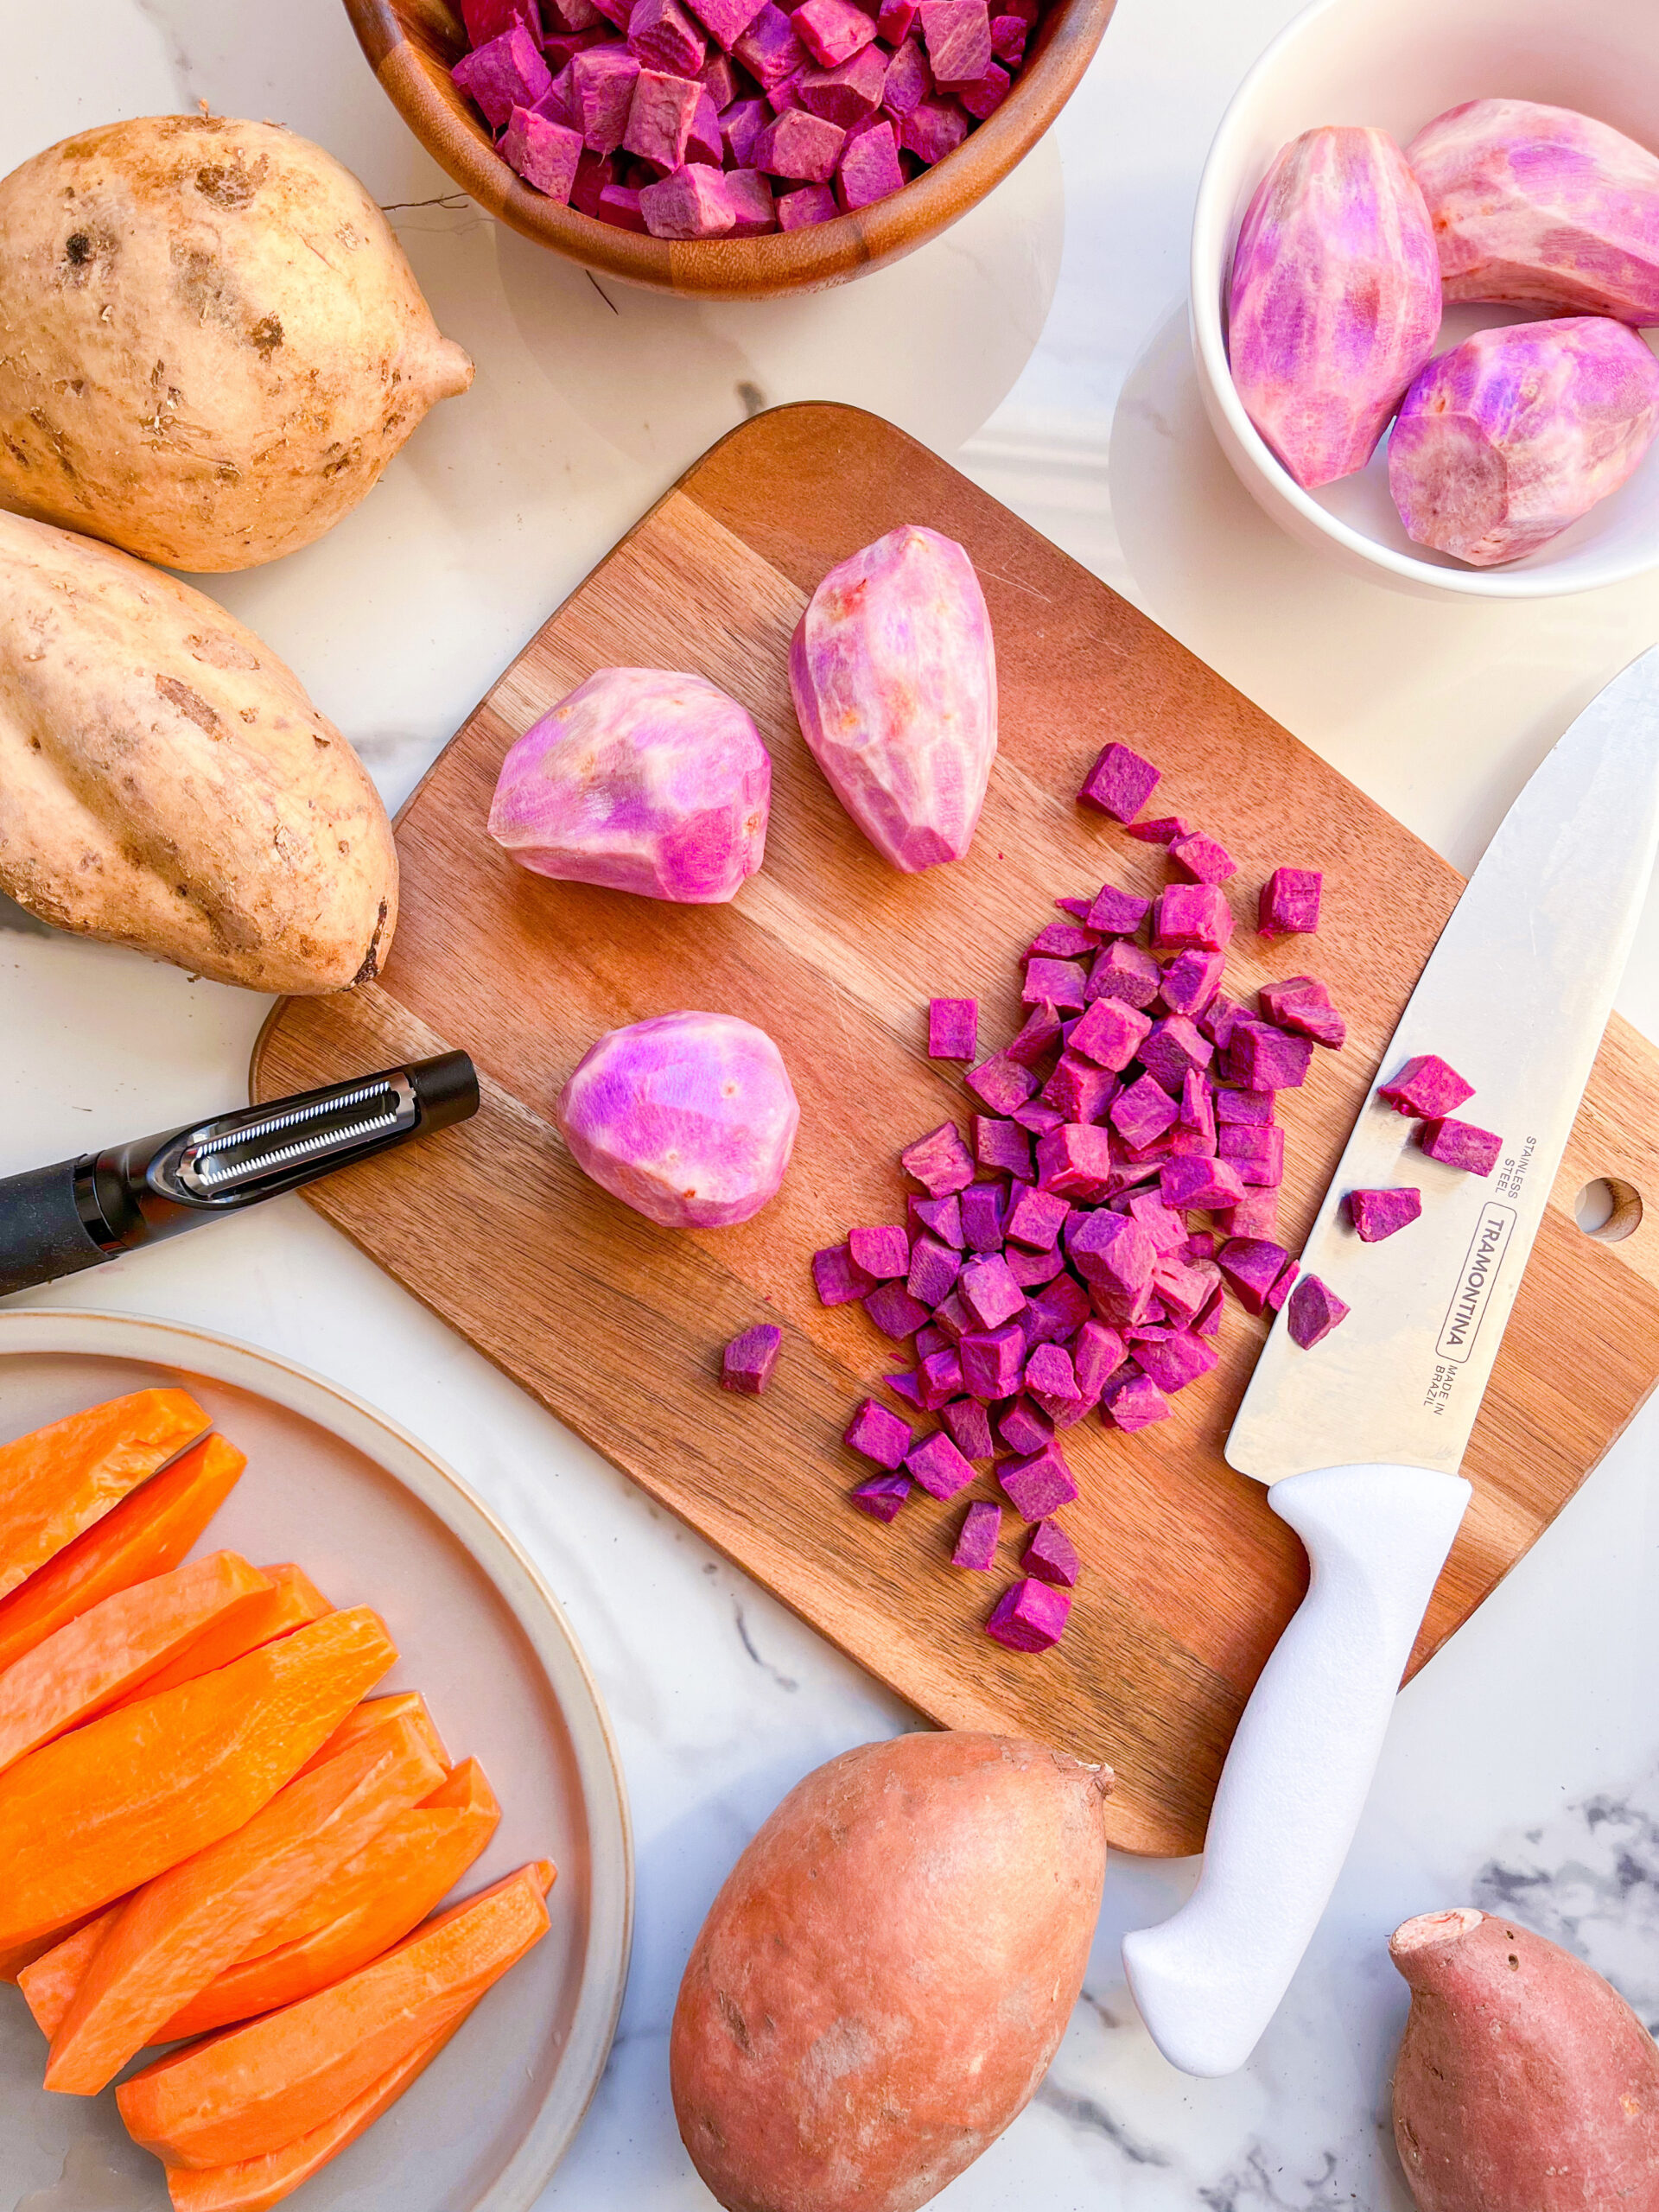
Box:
(487, 668), (769, 902)
(1228, 126), (1440, 488)
(1407, 99), (1659, 324)
(790, 525), (997, 871)
(1390, 1906), (1659, 2210)
(1389, 318), (1659, 567)
(557, 1011), (798, 1228)
(671, 1732), (1111, 2212)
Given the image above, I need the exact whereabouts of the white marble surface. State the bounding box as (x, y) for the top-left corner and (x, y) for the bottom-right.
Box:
(5, 0), (1659, 2204)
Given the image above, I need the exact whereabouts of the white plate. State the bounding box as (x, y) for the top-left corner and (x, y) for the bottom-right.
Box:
(0, 1309), (632, 2212)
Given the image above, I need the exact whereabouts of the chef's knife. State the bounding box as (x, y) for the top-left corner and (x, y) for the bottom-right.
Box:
(1122, 642), (1659, 2078)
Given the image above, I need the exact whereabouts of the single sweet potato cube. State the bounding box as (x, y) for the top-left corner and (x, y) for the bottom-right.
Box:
(851, 1471), (911, 1521)
(864, 1281), (931, 1340)
(721, 92), (771, 162)
(960, 1321), (1024, 1399)
(901, 1120), (976, 1195)
(1103, 1370), (1172, 1432)
(1218, 1123), (1285, 1186)
(1140, 1015), (1212, 1096)
(1110, 1073), (1179, 1149)
(959, 1183), (1006, 1255)
(570, 45), (643, 149)
(684, 87), (726, 162)
(989, 10), (1026, 60)
(1035, 1122), (1116, 1202)
(1030, 924), (1102, 960)
(958, 62), (1009, 119)
(1025, 1341), (1080, 1402)
(454, 24), (552, 127)
(1023, 957), (1090, 1012)
(1078, 741), (1160, 823)
(1348, 1186), (1422, 1241)
(1005, 1184), (1070, 1251)
(953, 1499), (1001, 1570)
(1378, 1054), (1476, 1117)
(1041, 1054), (1115, 1125)
(1216, 1086), (1275, 1125)
(1068, 1209), (1156, 1299)
(1258, 867), (1323, 938)
(928, 996), (977, 1060)
(755, 105), (847, 176)
(1089, 939), (1162, 1010)
(1160, 1154), (1246, 1211)
(1152, 1254), (1219, 1323)
(998, 1440), (1077, 1519)
(1170, 832), (1237, 885)
(1219, 1187), (1280, 1240)
(629, 0), (707, 74)
(501, 105), (584, 198)
(910, 1192), (963, 1249)
(966, 1055), (1039, 1114)
(880, 35), (931, 115)
(1127, 1191), (1185, 1251)
(596, 181), (649, 229)
(887, 1372), (923, 1406)
(906, 1430), (976, 1501)
(802, 42), (889, 126)
(734, 1), (804, 84)
(570, 149), (614, 214)
(959, 1252), (1025, 1330)
(1125, 813), (1190, 843)
(986, 1576), (1071, 1651)
(699, 48), (741, 104)
(1180, 1067), (1216, 1144)
(942, 1397), (995, 1460)
(1418, 1117), (1503, 1175)
(848, 1224), (909, 1280)
(996, 1397), (1052, 1456)
(906, 1234), (961, 1308)
(1259, 974), (1345, 1049)
(725, 167), (779, 232)
(1154, 883), (1234, 952)
(686, 0), (766, 44)
(812, 1242), (876, 1305)
(1266, 1260), (1299, 1312)
(1069, 995), (1152, 1073)
(975, 1118), (1033, 1181)
(1225, 1020), (1313, 1092)
(1071, 1318), (1125, 1402)
(1013, 1102), (1066, 1139)
(879, 0), (918, 37)
(1158, 950), (1223, 1020)
(1085, 882), (1151, 935)
(1029, 1274), (1091, 1337)
(931, 1291), (972, 1341)
(720, 1323), (781, 1394)
(1023, 1518), (1078, 1588)
(1287, 1273), (1349, 1348)
(794, 0), (876, 64)
(1007, 1242), (1065, 1288)
(1200, 993), (1243, 1051)
(918, 0), (990, 81)
(845, 1396), (912, 1468)
(623, 68), (703, 164)
(1132, 1329), (1218, 1394)
(1218, 1236), (1290, 1315)
(898, 95), (968, 164)
(640, 162), (735, 233)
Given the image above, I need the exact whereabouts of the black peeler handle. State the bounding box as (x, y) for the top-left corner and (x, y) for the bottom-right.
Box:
(0, 1158), (111, 1299)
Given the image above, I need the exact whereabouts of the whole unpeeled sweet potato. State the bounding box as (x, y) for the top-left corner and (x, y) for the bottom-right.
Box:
(1389, 318), (1659, 566)
(1228, 127), (1441, 488)
(1390, 1906), (1659, 2210)
(1408, 99), (1659, 325)
(790, 524), (997, 872)
(671, 1732), (1113, 2212)
(0, 510), (397, 991)
(0, 115), (473, 571)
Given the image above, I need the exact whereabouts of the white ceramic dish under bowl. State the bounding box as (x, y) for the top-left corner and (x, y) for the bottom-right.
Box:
(0, 1310), (632, 2212)
(1190, 0), (1659, 598)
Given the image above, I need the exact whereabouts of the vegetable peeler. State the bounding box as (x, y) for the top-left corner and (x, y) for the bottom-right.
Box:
(0, 1053), (479, 1300)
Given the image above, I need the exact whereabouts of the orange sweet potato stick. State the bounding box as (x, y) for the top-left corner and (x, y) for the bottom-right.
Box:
(0, 1907), (110, 1987)
(0, 1554), (272, 1777)
(46, 1713), (446, 2094)
(18, 1912), (111, 2038)
(299, 1690), (449, 1778)
(155, 1759), (503, 2042)
(0, 1605), (397, 1953)
(0, 1390), (213, 1598)
(162, 2006), (477, 2212)
(0, 1435), (245, 1676)
(119, 1862), (554, 2171)
(106, 1567), (332, 1713)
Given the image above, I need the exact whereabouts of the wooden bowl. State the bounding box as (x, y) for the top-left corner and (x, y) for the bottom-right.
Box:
(343, 0), (1117, 298)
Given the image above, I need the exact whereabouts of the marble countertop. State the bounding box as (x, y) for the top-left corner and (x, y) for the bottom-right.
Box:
(6, 0), (1659, 2203)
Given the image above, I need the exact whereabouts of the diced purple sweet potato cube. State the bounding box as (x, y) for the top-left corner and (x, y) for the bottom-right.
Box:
(960, 1320), (1024, 1398)
(1180, 1066), (1217, 1144)
(640, 161), (735, 233)
(1028, 1274), (1091, 1338)
(1012, 1101), (1066, 1138)
(910, 1191), (963, 1247)
(685, 0), (766, 45)
(813, 1241), (876, 1305)
(1347, 1186), (1422, 1242)
(793, 0), (876, 64)
(1287, 1272), (1349, 1348)
(1215, 1086), (1275, 1125)
(623, 67), (703, 164)
(989, 11), (1027, 63)
(1035, 1122), (1116, 1202)
(1127, 1191), (1186, 1251)
(1023, 957), (1090, 1012)
(932, 1291), (971, 1341)
(570, 45), (643, 149)
(1199, 995), (1243, 1051)
(1068, 1209), (1156, 1298)
(1140, 1015), (1212, 1096)
(1085, 882), (1152, 936)
(880, 34), (930, 116)
(1003, 1003), (1062, 1070)
(1071, 1317), (1125, 1402)
(720, 1321), (781, 1393)
(928, 996), (978, 1060)
(848, 1223), (910, 1279)
(851, 1471), (912, 1521)
(997, 1396), (1053, 1456)
(985, 1576), (1071, 1651)
(1219, 1187), (1281, 1240)
(960, 1182), (1007, 1255)
(698, 49), (740, 105)
(959, 1250), (1025, 1329)
(1023, 1518), (1078, 1588)
(918, 0), (990, 81)
(500, 105), (584, 199)
(902, 1120), (976, 1195)
(906, 1429), (976, 1500)
(1265, 1261), (1299, 1313)
(845, 1395), (912, 1465)
(1025, 1340), (1080, 1402)
(958, 62), (1009, 119)
(1170, 831), (1237, 885)
(1089, 940), (1162, 1010)
(721, 92), (771, 162)
(734, 1), (804, 84)
(630, 0), (708, 75)
(595, 181), (649, 230)
(1378, 1054), (1476, 1117)
(1126, 814), (1191, 844)
(1258, 867), (1323, 938)
(915, 1324), (950, 1361)
(1033, 925), (1103, 963)
(1103, 1369), (1172, 1432)
(836, 116), (904, 208)
(1151, 1255), (1219, 1323)
(966, 1055), (1039, 1114)
(1078, 741), (1160, 823)
(1041, 1054), (1115, 1124)
(899, 94), (969, 164)
(1218, 1236), (1290, 1315)
(1418, 1117), (1503, 1175)
(1225, 1020), (1313, 1092)
(684, 87), (726, 162)
(998, 1440), (1078, 1519)
(1259, 975), (1346, 1049)
(1130, 1329), (1217, 1394)
(1006, 1242), (1065, 1288)
(907, 1232), (962, 1306)
(864, 1281), (931, 1339)
(878, 0), (918, 38)
(454, 24), (553, 127)
(942, 1396), (995, 1459)
(1160, 1154), (1247, 1211)
(1154, 883), (1234, 953)
(1158, 950), (1223, 1020)
(1005, 1183), (1071, 1251)
(953, 1498), (1002, 1570)
(755, 105), (847, 177)
(1109, 1073), (1179, 1149)
(1069, 995), (1153, 1073)
(724, 167), (778, 232)
(1218, 1123), (1285, 1186)
(975, 1116), (1033, 1179)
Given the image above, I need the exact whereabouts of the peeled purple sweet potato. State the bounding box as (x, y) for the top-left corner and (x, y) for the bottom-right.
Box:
(1389, 318), (1659, 568)
(1407, 99), (1659, 324)
(790, 526), (997, 872)
(1228, 127), (1441, 488)
(557, 1011), (798, 1228)
(488, 668), (770, 902)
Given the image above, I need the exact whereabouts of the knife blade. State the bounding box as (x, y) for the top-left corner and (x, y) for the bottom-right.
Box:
(1123, 642), (1659, 2079)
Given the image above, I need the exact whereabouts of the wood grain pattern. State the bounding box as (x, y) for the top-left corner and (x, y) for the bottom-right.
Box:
(340, 0), (1116, 298)
(254, 404), (1659, 1856)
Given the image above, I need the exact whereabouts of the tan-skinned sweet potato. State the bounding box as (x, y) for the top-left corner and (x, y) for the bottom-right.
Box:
(1390, 1906), (1659, 2210)
(0, 509), (397, 991)
(0, 115), (472, 571)
(671, 1732), (1113, 2212)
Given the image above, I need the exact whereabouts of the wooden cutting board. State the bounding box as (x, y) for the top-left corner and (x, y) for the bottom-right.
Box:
(253, 403), (1659, 1858)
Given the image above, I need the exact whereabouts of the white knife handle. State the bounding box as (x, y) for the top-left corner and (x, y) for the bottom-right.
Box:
(1122, 1462), (1471, 2077)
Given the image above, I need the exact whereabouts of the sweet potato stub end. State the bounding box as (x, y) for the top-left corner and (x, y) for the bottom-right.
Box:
(1389, 1906), (1484, 1975)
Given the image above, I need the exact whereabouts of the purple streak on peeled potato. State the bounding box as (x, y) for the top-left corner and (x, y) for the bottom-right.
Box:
(1227, 126), (1442, 488)
(556, 1010), (799, 1228)
(789, 524), (997, 871)
(1408, 99), (1659, 325)
(1389, 318), (1659, 568)
(487, 667), (769, 903)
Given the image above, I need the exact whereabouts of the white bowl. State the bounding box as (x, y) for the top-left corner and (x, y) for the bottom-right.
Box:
(1190, 0), (1659, 598)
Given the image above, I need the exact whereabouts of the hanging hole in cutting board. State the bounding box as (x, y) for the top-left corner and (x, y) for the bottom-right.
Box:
(1574, 1178), (1643, 1242)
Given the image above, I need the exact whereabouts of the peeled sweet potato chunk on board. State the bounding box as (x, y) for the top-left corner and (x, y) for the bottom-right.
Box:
(119, 1860), (554, 2171)
(107, 1565), (332, 1712)
(0, 1551), (272, 1776)
(45, 1709), (446, 2094)
(0, 1389), (211, 1599)
(0, 1434), (245, 1675)
(0, 1605), (396, 1951)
